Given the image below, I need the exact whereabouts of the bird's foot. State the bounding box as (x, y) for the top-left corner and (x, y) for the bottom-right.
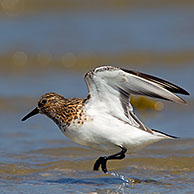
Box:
(93, 156), (108, 174)
(93, 147), (127, 174)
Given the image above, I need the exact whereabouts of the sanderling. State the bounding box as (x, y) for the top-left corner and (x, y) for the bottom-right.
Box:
(22, 66), (189, 173)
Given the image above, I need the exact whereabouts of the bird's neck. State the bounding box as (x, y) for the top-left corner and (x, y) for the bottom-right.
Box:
(46, 97), (85, 130)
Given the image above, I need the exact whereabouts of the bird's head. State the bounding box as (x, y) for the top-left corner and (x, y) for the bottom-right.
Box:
(21, 92), (66, 121)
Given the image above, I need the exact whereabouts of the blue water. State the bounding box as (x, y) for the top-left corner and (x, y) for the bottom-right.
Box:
(1, 8), (194, 54)
(0, 66), (193, 193)
(0, 3), (194, 194)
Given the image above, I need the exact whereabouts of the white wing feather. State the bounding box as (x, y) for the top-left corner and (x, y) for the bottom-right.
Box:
(84, 66), (189, 131)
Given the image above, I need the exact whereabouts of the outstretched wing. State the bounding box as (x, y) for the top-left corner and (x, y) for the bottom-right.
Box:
(84, 66), (189, 132)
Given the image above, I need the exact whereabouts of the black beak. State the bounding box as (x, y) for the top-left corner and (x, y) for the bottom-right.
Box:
(21, 107), (39, 121)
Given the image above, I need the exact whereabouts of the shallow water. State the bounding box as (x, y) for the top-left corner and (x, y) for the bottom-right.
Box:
(0, 2), (194, 193)
(0, 67), (193, 193)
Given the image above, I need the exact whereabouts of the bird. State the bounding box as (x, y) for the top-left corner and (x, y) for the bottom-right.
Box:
(21, 66), (189, 174)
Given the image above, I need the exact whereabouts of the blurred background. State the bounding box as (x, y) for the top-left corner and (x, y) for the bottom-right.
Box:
(0, 1), (194, 193)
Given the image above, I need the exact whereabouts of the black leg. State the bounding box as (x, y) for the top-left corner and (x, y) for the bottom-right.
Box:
(93, 147), (127, 174)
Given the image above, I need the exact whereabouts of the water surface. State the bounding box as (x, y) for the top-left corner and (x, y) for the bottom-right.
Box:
(0, 2), (194, 193)
(0, 67), (193, 193)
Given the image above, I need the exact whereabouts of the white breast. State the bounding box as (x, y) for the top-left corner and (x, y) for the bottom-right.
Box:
(63, 103), (165, 154)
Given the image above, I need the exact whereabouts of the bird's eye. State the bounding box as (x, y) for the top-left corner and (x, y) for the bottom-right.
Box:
(41, 99), (47, 105)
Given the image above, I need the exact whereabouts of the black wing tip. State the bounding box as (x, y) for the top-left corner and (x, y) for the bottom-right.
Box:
(181, 89), (190, 96)
(171, 85), (190, 96)
(121, 68), (190, 96)
(151, 129), (179, 139)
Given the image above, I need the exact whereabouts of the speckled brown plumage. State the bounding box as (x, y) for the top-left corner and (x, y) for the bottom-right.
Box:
(38, 92), (87, 131)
